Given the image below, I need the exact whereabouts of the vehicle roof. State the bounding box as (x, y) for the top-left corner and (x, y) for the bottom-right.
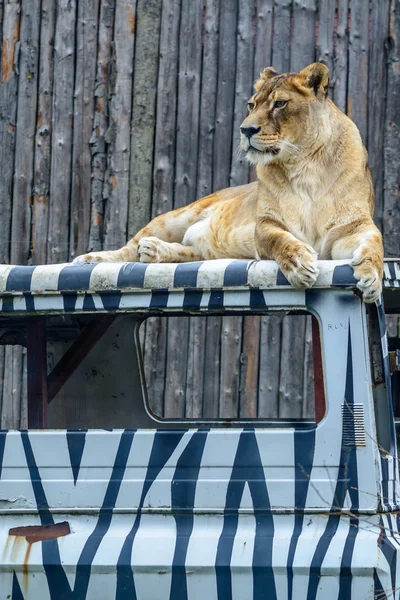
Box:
(0, 259), (399, 313)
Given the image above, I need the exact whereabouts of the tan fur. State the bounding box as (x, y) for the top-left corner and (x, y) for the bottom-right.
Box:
(74, 63), (383, 302)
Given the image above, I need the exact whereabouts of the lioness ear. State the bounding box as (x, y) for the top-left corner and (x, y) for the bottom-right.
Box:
(299, 62), (329, 97)
(254, 67), (278, 92)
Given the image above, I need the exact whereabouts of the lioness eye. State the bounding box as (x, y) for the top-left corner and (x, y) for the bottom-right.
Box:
(247, 102), (255, 111)
(273, 100), (287, 109)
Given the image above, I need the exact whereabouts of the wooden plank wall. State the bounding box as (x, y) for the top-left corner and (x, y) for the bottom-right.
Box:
(0, 0), (398, 425)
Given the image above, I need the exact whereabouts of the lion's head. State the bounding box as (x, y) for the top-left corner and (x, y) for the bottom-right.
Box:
(240, 62), (330, 165)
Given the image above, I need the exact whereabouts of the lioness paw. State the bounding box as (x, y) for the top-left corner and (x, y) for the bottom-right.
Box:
(72, 252), (105, 265)
(280, 244), (319, 289)
(137, 237), (170, 263)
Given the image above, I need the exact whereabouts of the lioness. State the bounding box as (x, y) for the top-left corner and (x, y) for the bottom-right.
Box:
(75, 63), (383, 302)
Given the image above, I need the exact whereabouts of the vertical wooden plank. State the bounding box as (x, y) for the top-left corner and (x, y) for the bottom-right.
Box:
(272, 0), (291, 73)
(0, 0), (21, 265)
(151, 0), (180, 218)
(88, 0), (114, 253)
(347, 0), (370, 142)
(47, 0), (77, 263)
(174, 0), (202, 209)
(103, 0), (136, 250)
(143, 316), (167, 417)
(213, 0), (238, 191)
(240, 315), (261, 418)
(196, 0), (219, 199)
(219, 316), (242, 418)
(230, 0), (254, 187)
(279, 315), (306, 418)
(302, 315), (315, 418)
(253, 0), (273, 76)
(203, 316), (221, 418)
(317, 0), (336, 93)
(69, 0), (100, 260)
(1, 346), (23, 429)
(333, 0), (349, 113)
(164, 317), (189, 419)
(384, 0), (400, 256)
(11, 0), (41, 265)
(368, 1), (390, 233)
(185, 317), (205, 418)
(290, 0), (316, 72)
(20, 347), (28, 429)
(128, 0), (162, 237)
(258, 315), (281, 418)
(0, 348), (5, 424)
(32, 0), (56, 265)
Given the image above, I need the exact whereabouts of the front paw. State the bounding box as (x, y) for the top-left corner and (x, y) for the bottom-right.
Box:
(137, 237), (169, 263)
(351, 249), (382, 303)
(280, 244), (319, 289)
(72, 252), (104, 265)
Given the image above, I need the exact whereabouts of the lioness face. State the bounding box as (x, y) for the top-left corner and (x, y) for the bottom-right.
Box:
(240, 62), (330, 165)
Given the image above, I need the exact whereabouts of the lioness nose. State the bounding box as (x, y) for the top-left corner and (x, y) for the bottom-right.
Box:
(240, 126), (261, 138)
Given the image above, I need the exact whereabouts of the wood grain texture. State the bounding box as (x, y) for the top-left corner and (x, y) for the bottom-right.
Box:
(128, 0), (162, 236)
(384, 0), (400, 256)
(32, 0), (56, 265)
(254, 0), (273, 77)
(88, 0), (115, 252)
(69, 0), (99, 260)
(258, 315), (281, 418)
(317, 0), (336, 92)
(219, 316), (242, 418)
(347, 0), (370, 142)
(230, 0), (254, 187)
(368, 1), (390, 232)
(0, 0), (21, 264)
(103, 0), (136, 250)
(290, 0), (316, 72)
(151, 0), (181, 218)
(272, 0), (291, 73)
(47, 0), (77, 263)
(240, 315), (261, 418)
(11, 0), (41, 265)
(279, 315), (306, 418)
(333, 0), (349, 113)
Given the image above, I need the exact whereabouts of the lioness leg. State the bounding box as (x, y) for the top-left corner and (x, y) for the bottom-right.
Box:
(327, 221), (383, 302)
(137, 237), (201, 263)
(255, 218), (319, 288)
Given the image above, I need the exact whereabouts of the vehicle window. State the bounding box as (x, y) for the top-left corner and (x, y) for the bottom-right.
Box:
(139, 313), (325, 425)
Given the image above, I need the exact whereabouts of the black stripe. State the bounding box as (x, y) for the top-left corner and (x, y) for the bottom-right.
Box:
(378, 516), (397, 597)
(99, 290), (122, 311)
(6, 266), (36, 292)
(116, 430), (187, 599)
(223, 260), (250, 286)
(170, 430), (209, 600)
(332, 264), (357, 286)
(209, 289), (224, 308)
(215, 430), (277, 600)
(287, 428), (316, 600)
(58, 264), (97, 291)
(276, 269), (290, 285)
(250, 289), (266, 308)
(66, 430), (87, 485)
(2, 296), (14, 312)
(23, 292), (35, 312)
(174, 262), (202, 288)
(62, 292), (77, 312)
(0, 430), (7, 480)
(387, 262), (396, 281)
(117, 262), (148, 288)
(373, 567), (388, 600)
(150, 289), (169, 308)
(83, 293), (96, 310)
(183, 289), (203, 308)
(12, 572), (24, 599)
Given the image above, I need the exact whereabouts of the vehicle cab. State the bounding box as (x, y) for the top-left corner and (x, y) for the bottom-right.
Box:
(0, 258), (399, 599)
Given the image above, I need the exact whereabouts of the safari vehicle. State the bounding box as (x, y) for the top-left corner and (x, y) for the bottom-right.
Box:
(0, 258), (399, 599)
